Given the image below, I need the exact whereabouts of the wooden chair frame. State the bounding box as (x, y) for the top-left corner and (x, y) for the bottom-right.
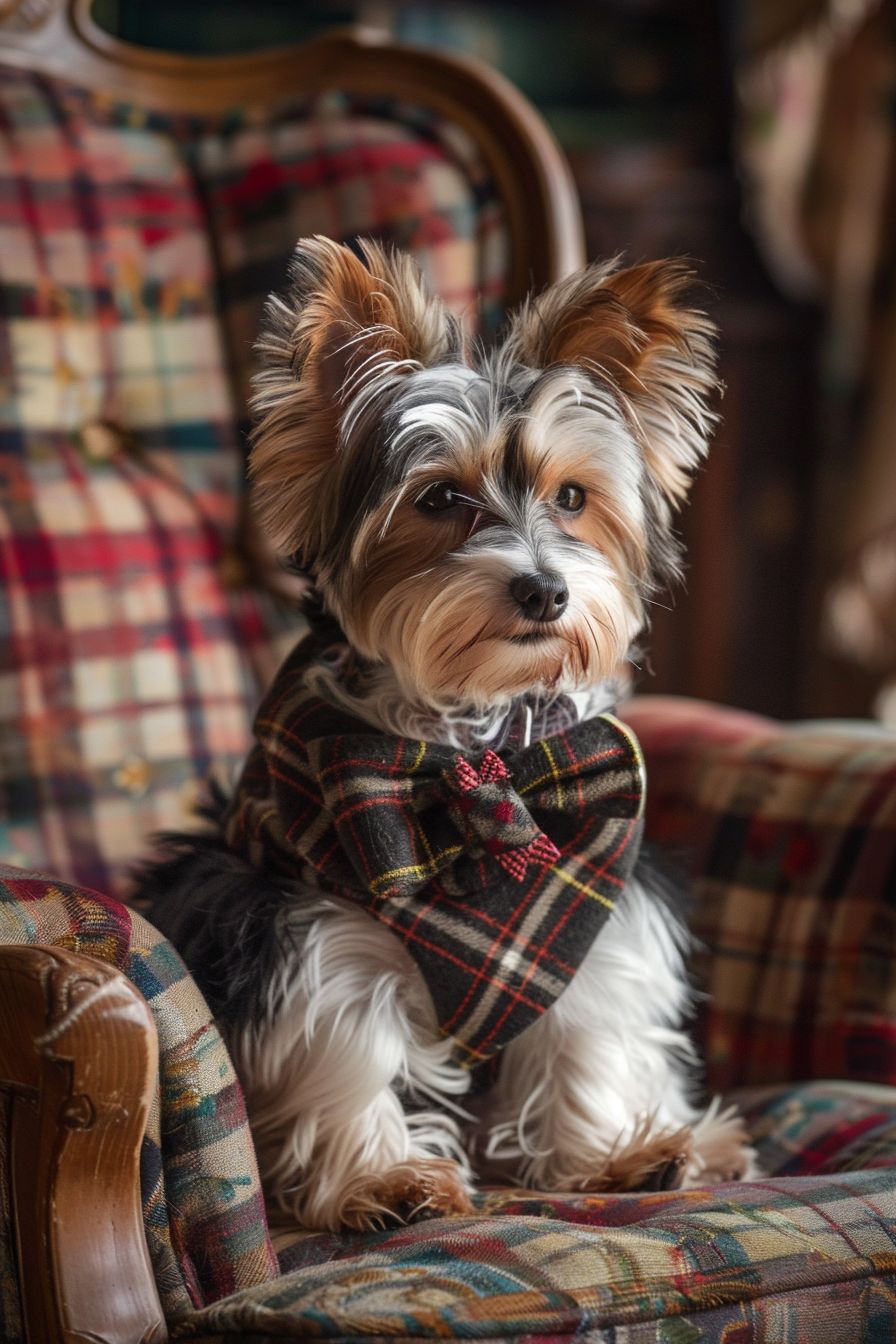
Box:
(0, 945), (166, 1344)
(0, 5), (585, 1339)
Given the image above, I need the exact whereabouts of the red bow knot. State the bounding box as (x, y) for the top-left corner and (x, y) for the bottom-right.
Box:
(454, 749), (510, 792)
(493, 833), (562, 882)
(451, 749), (561, 882)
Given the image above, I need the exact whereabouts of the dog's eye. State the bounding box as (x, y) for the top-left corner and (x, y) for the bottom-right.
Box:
(416, 481), (462, 513)
(555, 483), (586, 513)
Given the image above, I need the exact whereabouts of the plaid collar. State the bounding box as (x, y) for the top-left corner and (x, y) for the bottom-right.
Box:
(225, 638), (645, 1071)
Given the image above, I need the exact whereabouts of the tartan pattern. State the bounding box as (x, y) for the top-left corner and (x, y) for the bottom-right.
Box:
(628, 697), (896, 1094)
(736, 1080), (896, 1177)
(0, 68), (509, 899)
(184, 1154), (896, 1341)
(223, 637), (645, 1068)
(0, 864), (277, 1327)
(194, 88), (510, 418)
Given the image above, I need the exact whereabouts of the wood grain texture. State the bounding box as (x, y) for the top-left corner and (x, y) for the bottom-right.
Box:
(0, 4), (585, 300)
(0, 945), (167, 1344)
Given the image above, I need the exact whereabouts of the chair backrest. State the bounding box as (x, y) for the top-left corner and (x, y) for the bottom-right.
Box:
(0, 6), (583, 306)
(0, 3), (585, 897)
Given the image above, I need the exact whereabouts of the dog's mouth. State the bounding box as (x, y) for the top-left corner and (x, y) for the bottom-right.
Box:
(508, 629), (563, 646)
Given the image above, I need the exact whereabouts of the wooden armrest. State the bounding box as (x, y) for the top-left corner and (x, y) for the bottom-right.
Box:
(0, 945), (167, 1344)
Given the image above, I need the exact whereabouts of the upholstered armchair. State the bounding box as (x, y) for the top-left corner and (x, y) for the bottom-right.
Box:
(2, 7), (896, 1342)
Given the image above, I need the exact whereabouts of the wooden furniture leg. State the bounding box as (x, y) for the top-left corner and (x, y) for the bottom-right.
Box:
(0, 945), (167, 1344)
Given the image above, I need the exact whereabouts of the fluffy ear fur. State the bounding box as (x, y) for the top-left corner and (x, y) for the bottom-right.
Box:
(249, 236), (462, 565)
(502, 258), (719, 511)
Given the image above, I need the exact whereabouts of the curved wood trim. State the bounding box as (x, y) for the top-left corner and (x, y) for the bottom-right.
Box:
(0, 9), (585, 299)
(0, 945), (167, 1344)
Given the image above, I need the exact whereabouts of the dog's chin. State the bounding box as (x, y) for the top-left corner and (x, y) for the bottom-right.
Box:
(399, 628), (604, 710)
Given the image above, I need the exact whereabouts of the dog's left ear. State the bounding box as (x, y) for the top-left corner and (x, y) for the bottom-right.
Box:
(503, 258), (719, 507)
(248, 237), (463, 568)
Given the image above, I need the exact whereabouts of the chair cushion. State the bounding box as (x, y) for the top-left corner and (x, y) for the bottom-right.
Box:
(627, 697), (896, 1093)
(0, 68), (508, 896)
(180, 1081), (896, 1343)
(0, 864), (278, 1325)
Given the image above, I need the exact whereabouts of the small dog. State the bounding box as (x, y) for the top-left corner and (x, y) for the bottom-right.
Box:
(140, 237), (757, 1231)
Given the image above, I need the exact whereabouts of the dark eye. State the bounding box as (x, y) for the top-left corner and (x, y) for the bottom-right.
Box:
(416, 481), (462, 513)
(556, 483), (586, 513)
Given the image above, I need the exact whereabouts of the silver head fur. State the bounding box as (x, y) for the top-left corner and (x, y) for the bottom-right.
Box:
(249, 237), (718, 730)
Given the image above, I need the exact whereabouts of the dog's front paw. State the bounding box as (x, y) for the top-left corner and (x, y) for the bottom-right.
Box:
(683, 1104), (761, 1187)
(579, 1124), (694, 1194)
(339, 1158), (475, 1230)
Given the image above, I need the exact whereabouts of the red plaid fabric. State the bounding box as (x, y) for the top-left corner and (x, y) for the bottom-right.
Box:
(628, 696), (896, 1093)
(225, 637), (645, 1070)
(0, 69), (509, 896)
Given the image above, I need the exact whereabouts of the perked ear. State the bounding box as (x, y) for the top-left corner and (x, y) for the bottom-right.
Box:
(249, 236), (461, 565)
(503, 258), (719, 507)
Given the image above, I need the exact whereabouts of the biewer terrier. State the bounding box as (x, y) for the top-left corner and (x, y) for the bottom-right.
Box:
(141, 236), (757, 1231)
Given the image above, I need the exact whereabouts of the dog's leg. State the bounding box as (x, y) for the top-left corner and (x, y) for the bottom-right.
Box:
(477, 875), (757, 1191)
(229, 897), (473, 1231)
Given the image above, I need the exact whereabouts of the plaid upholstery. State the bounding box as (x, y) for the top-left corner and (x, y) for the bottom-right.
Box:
(0, 864), (277, 1329)
(736, 1080), (896, 1177)
(628, 696), (896, 1094)
(180, 1082), (896, 1341)
(224, 637), (644, 1069)
(208, 1081), (896, 1342)
(0, 68), (509, 898)
(194, 88), (510, 414)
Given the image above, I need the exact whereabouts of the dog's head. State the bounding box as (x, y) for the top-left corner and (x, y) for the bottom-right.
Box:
(249, 237), (718, 710)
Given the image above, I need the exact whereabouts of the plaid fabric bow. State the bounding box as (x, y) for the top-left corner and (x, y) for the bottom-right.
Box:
(225, 637), (646, 1073)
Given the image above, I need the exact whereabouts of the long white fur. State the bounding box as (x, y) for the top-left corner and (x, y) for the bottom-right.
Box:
(230, 896), (472, 1229)
(235, 871), (757, 1230)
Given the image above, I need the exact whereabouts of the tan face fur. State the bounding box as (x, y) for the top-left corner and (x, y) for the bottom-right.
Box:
(250, 238), (718, 710)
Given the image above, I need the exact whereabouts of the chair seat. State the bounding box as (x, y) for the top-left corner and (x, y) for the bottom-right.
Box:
(178, 1081), (896, 1342)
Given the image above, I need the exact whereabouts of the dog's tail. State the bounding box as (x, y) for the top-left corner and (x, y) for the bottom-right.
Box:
(132, 782), (290, 1028)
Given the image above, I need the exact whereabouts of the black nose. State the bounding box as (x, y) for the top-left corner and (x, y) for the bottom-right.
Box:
(509, 571), (569, 622)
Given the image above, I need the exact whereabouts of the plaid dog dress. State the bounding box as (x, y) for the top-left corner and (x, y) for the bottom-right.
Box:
(224, 637), (645, 1072)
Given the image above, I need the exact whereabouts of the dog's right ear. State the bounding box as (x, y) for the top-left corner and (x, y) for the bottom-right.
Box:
(502, 258), (719, 514)
(249, 236), (461, 566)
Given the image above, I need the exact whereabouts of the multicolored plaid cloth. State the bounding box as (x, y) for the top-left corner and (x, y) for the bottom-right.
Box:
(182, 1080), (896, 1341)
(0, 67), (509, 898)
(224, 638), (645, 1069)
(0, 863), (277, 1337)
(628, 697), (896, 1094)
